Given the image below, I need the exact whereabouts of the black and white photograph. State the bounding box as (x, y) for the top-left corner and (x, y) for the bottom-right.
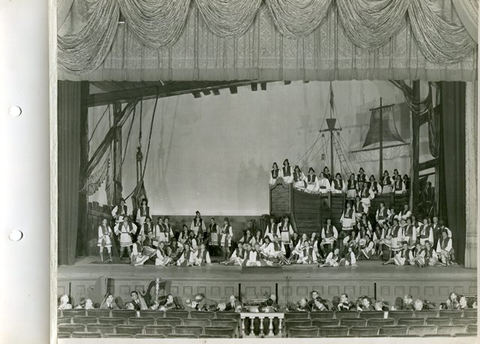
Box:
(54, 0), (478, 342)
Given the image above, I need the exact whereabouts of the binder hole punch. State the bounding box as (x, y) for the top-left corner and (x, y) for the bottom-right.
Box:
(8, 229), (23, 242)
(8, 105), (22, 117)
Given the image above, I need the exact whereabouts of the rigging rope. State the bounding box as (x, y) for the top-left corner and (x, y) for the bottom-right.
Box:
(122, 104), (137, 165)
(88, 104), (110, 144)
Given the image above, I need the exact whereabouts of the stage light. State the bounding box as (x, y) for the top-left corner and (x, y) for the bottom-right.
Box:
(260, 82), (267, 91)
(192, 92), (201, 98)
(229, 86), (238, 94)
(202, 90), (211, 96)
(251, 83), (258, 91)
(212, 89), (220, 95)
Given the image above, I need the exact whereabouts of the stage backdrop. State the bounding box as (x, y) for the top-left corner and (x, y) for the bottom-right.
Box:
(88, 80), (420, 215)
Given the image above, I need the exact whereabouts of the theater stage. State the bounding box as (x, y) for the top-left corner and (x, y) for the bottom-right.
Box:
(58, 258), (477, 307)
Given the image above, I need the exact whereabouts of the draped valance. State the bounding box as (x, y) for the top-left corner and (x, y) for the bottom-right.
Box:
(58, 0), (478, 81)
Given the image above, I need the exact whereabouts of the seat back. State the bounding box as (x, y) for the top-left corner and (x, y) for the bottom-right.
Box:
(115, 325), (143, 335)
(210, 319), (238, 328)
(140, 310), (164, 319)
(183, 318), (211, 327)
(167, 334), (198, 338)
(310, 311), (334, 319)
(452, 317), (477, 326)
(285, 319), (312, 332)
(104, 333), (134, 338)
(174, 326), (204, 336)
(436, 325), (467, 336)
(87, 324), (115, 335)
(112, 310), (137, 319)
(71, 332), (102, 338)
(87, 309), (111, 318)
(348, 326), (379, 337)
(335, 311), (359, 319)
(398, 318), (425, 326)
(288, 326), (319, 338)
(467, 324), (478, 333)
(199, 334), (230, 338)
(388, 311), (414, 321)
(135, 334), (166, 338)
(340, 318), (367, 327)
(312, 319), (340, 328)
(57, 324), (86, 334)
(190, 311), (215, 319)
(156, 317), (183, 327)
(408, 325), (437, 336)
(144, 325), (174, 335)
(463, 309), (477, 318)
(367, 318), (395, 327)
(57, 332), (70, 339)
(71, 316), (98, 324)
(439, 310), (463, 319)
(204, 326), (236, 338)
(215, 312), (241, 321)
(359, 311), (385, 319)
(319, 325), (349, 337)
(62, 309), (86, 317)
(129, 317), (155, 325)
(425, 317), (451, 326)
(378, 325), (408, 336)
(285, 311), (310, 320)
(165, 310), (189, 319)
(58, 317), (71, 324)
(414, 310), (437, 319)
(98, 317), (125, 325)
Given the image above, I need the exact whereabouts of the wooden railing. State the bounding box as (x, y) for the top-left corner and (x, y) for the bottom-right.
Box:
(240, 312), (284, 338)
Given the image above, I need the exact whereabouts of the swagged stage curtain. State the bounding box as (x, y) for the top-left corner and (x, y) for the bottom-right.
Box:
(58, 0), (478, 81)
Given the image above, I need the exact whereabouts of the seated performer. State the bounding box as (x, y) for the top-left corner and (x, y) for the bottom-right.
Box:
(194, 243), (211, 266)
(436, 230), (454, 266)
(305, 167), (319, 193)
(346, 173), (357, 199)
(221, 242), (245, 266)
(239, 229), (255, 246)
(375, 202), (388, 226)
(225, 295), (242, 312)
(320, 218), (338, 256)
(393, 175), (405, 194)
(115, 217), (136, 261)
(354, 196), (363, 220)
(323, 166), (332, 181)
(418, 218), (433, 246)
(252, 230), (263, 246)
(131, 239), (151, 266)
(396, 204), (411, 222)
(219, 218), (233, 260)
(138, 216), (154, 246)
(178, 224), (190, 245)
(317, 172), (330, 194)
(264, 216), (279, 241)
(357, 167), (367, 190)
(359, 234), (375, 259)
(281, 159), (293, 184)
(359, 184), (374, 214)
(320, 248), (341, 267)
(155, 242), (172, 266)
(339, 245), (357, 266)
(359, 213), (373, 233)
(187, 230), (199, 250)
(382, 170), (393, 194)
(331, 173), (346, 193)
(411, 243), (426, 267)
(403, 174), (410, 192)
(423, 240), (438, 266)
(277, 215), (294, 257)
(177, 243), (197, 267)
(58, 294), (73, 310)
(292, 165), (306, 190)
(135, 198), (150, 227)
(191, 211), (206, 237)
(368, 175), (382, 195)
(154, 217), (168, 245)
(296, 241), (317, 264)
(261, 236), (289, 265)
(296, 298), (312, 312)
(159, 294), (177, 311)
(98, 218), (113, 263)
(100, 293), (119, 310)
(243, 243), (263, 267)
(372, 223), (386, 256)
(290, 233), (309, 262)
(269, 162), (280, 186)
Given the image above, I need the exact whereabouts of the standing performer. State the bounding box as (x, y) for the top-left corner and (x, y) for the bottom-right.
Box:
(368, 175), (382, 196)
(436, 230), (454, 266)
(269, 162), (280, 186)
(418, 218), (433, 246)
(393, 175), (405, 194)
(194, 243), (211, 266)
(375, 202), (388, 226)
(264, 216), (279, 241)
(209, 217), (220, 248)
(281, 159), (293, 184)
(98, 218), (113, 263)
(154, 242), (171, 266)
(331, 173), (345, 194)
(403, 217), (416, 247)
(278, 216), (295, 257)
(320, 218), (338, 256)
(135, 199), (150, 228)
(139, 216), (154, 246)
(357, 167), (367, 190)
(323, 166), (332, 181)
(177, 244), (197, 267)
(359, 184), (374, 214)
(423, 241), (438, 266)
(346, 173), (357, 199)
(111, 198), (128, 225)
(339, 201), (356, 253)
(191, 211), (206, 237)
(115, 217), (136, 261)
(154, 217), (172, 245)
(220, 217), (233, 260)
(318, 172), (331, 194)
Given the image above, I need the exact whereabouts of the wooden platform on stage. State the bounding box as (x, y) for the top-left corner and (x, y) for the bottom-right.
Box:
(58, 258), (477, 307)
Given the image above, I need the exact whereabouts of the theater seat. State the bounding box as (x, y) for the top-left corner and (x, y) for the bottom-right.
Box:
(216, 312), (241, 321)
(452, 317), (477, 326)
(414, 310), (437, 319)
(71, 332), (102, 338)
(319, 325), (349, 337)
(310, 311), (334, 319)
(378, 325), (408, 336)
(57, 332), (70, 339)
(62, 309), (86, 317)
(285, 319), (312, 333)
(398, 318), (425, 326)
(57, 317), (71, 324)
(135, 334), (166, 338)
(167, 334), (198, 338)
(312, 319), (340, 328)
(340, 318), (367, 327)
(359, 311), (385, 319)
(348, 326), (379, 337)
(165, 310), (189, 319)
(87, 324), (115, 335)
(288, 326), (319, 338)
(156, 317), (182, 327)
(367, 318), (395, 327)
(190, 311), (215, 319)
(426, 317), (451, 326)
(98, 317), (125, 325)
(175, 326), (204, 336)
(454, 333), (477, 337)
(388, 311), (414, 322)
(284, 312), (310, 320)
(183, 318), (211, 327)
(128, 317), (155, 326)
(467, 324), (478, 333)
(144, 325), (174, 336)
(104, 334), (133, 338)
(211, 318), (238, 327)
(439, 310), (463, 319)
(463, 309), (477, 318)
(141, 310), (164, 319)
(115, 325), (143, 335)
(87, 309), (111, 318)
(71, 316), (98, 324)
(112, 310), (136, 319)
(57, 324), (86, 334)
(199, 334), (231, 338)
(335, 311), (359, 320)
(436, 325), (467, 336)
(204, 326), (236, 338)
(407, 325), (437, 336)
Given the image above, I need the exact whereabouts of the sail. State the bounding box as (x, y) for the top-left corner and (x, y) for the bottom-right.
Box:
(362, 106), (405, 148)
